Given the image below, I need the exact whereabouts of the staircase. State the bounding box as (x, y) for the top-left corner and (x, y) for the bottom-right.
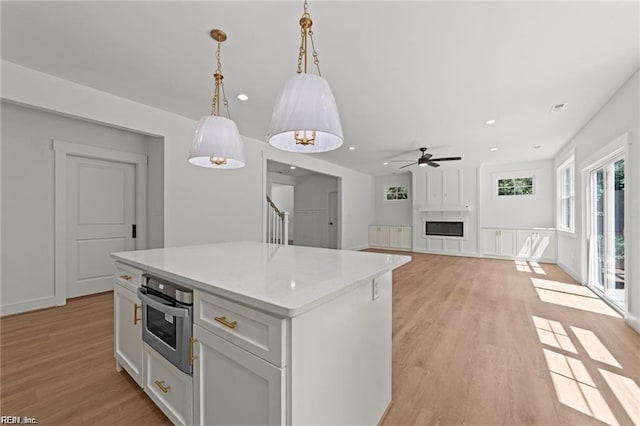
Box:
(266, 196), (289, 245)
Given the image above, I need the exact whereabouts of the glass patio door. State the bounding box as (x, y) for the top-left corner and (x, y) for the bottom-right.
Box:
(588, 157), (625, 309)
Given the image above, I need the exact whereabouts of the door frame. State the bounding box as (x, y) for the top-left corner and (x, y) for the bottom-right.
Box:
(53, 139), (147, 305)
(581, 132), (629, 315)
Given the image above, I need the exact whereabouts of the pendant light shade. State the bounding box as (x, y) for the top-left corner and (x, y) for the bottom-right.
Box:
(189, 116), (246, 169)
(267, 74), (343, 153)
(188, 29), (246, 169)
(267, 0), (343, 153)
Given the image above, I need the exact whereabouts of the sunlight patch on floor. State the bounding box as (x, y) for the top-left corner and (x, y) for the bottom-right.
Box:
(532, 279), (621, 318)
(529, 261), (546, 275)
(532, 315), (577, 353)
(543, 349), (619, 425)
(599, 369), (640, 424)
(570, 327), (622, 369)
(515, 260), (531, 273)
(531, 278), (599, 298)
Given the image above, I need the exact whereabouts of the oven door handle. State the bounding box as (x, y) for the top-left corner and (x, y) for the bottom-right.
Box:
(137, 288), (190, 318)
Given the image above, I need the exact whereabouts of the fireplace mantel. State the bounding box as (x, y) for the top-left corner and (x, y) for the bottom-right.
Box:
(418, 206), (472, 213)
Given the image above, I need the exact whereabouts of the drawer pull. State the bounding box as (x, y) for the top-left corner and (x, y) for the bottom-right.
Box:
(190, 336), (198, 366)
(214, 316), (237, 329)
(119, 274), (132, 281)
(133, 303), (141, 325)
(154, 380), (170, 394)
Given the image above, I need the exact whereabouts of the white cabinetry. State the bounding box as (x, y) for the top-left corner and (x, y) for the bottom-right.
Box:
(193, 291), (286, 426)
(482, 228), (557, 262)
(114, 262), (143, 387)
(481, 229), (516, 257)
(193, 325), (284, 426)
(144, 343), (193, 426)
(369, 225), (412, 251)
(368, 226), (390, 248)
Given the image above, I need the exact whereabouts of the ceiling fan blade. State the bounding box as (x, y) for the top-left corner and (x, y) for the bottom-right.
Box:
(399, 162), (417, 169)
(429, 157), (462, 162)
(388, 160), (415, 162)
(427, 161), (441, 168)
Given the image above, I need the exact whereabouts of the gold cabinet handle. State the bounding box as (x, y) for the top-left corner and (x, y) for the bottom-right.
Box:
(214, 316), (237, 329)
(119, 274), (132, 281)
(190, 336), (198, 366)
(154, 380), (170, 394)
(133, 303), (141, 325)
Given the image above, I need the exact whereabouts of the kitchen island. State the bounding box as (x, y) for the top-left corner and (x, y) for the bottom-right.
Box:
(112, 241), (410, 426)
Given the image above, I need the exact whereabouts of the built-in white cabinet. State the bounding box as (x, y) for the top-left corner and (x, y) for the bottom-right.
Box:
(369, 225), (412, 251)
(114, 263), (144, 387)
(144, 343), (193, 426)
(193, 325), (284, 426)
(482, 228), (557, 262)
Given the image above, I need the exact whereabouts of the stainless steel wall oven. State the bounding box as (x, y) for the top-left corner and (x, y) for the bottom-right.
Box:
(137, 274), (193, 374)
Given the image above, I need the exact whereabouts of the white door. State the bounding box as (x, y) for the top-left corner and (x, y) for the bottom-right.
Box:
(328, 191), (338, 249)
(67, 156), (136, 298)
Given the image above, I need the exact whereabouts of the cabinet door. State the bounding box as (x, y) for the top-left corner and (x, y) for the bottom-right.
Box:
(369, 226), (390, 248)
(533, 231), (557, 261)
(194, 325), (285, 426)
(114, 283), (143, 387)
(516, 231), (534, 258)
(389, 227), (402, 248)
(498, 230), (516, 257)
(481, 229), (499, 255)
(400, 227), (412, 249)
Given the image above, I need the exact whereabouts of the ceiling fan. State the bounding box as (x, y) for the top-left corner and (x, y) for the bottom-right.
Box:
(390, 147), (462, 169)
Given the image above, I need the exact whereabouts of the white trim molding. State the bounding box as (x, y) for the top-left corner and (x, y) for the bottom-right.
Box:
(53, 139), (148, 306)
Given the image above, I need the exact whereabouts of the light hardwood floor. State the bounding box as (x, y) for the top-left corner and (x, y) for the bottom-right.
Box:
(1, 253), (639, 425)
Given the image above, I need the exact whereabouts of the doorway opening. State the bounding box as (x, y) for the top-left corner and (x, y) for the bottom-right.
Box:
(586, 153), (625, 310)
(266, 160), (341, 249)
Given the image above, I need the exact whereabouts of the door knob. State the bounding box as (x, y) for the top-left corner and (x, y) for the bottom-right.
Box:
(329, 222), (334, 225)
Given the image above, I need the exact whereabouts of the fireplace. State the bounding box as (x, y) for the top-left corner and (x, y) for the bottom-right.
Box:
(425, 221), (464, 237)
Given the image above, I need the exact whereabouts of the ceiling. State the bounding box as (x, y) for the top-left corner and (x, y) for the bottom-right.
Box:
(267, 160), (316, 177)
(2, 1), (638, 175)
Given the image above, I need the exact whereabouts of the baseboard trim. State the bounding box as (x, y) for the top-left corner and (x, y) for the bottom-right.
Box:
(345, 245), (370, 251)
(411, 248), (481, 258)
(557, 261), (582, 283)
(625, 314), (640, 335)
(0, 296), (58, 317)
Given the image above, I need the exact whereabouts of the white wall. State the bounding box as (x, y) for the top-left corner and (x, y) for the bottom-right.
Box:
(0, 60), (375, 313)
(294, 174), (339, 248)
(411, 167), (479, 255)
(1, 101), (164, 313)
(373, 173), (412, 226)
(553, 70), (639, 332)
(479, 160), (555, 229)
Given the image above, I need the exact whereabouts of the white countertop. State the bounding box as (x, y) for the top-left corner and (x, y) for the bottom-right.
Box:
(111, 242), (411, 317)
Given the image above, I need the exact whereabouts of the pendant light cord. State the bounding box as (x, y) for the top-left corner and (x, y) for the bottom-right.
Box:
(296, 0), (322, 77)
(211, 40), (232, 119)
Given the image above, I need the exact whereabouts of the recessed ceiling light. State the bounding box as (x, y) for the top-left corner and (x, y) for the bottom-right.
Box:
(383, 162), (389, 166)
(237, 93), (249, 101)
(485, 119), (496, 125)
(551, 103), (566, 112)
(533, 145), (542, 149)
(490, 147), (498, 152)
(290, 166), (296, 170)
(348, 146), (356, 150)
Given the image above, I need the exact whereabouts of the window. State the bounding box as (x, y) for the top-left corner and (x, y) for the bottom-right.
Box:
(557, 156), (575, 232)
(498, 177), (534, 196)
(385, 185), (408, 201)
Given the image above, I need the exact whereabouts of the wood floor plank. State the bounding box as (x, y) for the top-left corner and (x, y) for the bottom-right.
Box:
(1, 253), (639, 425)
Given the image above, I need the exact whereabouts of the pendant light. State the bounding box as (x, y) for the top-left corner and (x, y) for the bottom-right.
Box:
(189, 29), (246, 169)
(267, 0), (343, 153)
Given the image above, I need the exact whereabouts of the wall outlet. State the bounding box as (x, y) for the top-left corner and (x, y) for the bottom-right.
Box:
(372, 279), (379, 301)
